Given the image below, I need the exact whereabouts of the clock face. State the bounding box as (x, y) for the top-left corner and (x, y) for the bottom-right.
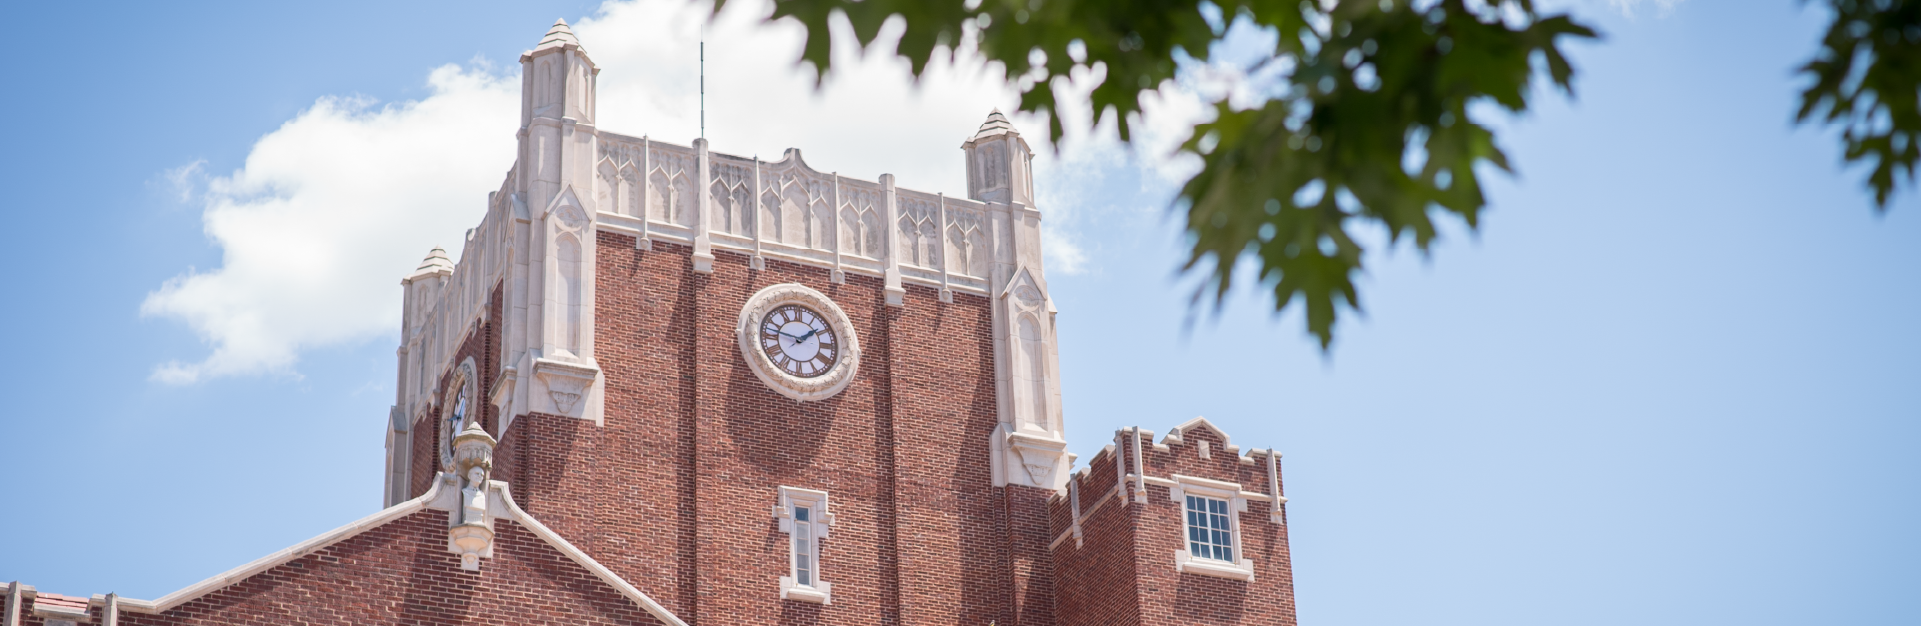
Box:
(759, 304), (840, 378)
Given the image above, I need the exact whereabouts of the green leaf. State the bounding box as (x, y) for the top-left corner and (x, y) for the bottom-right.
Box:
(1795, 0), (1921, 210)
(754, 0), (1598, 349)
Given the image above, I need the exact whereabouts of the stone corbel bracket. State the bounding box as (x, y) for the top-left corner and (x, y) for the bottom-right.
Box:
(997, 427), (1072, 494)
(532, 357), (601, 422)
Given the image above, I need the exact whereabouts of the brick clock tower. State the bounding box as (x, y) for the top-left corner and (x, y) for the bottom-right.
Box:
(2, 20), (1298, 626)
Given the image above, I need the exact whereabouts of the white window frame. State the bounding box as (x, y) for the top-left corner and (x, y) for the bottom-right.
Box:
(1169, 474), (1256, 582)
(773, 486), (835, 604)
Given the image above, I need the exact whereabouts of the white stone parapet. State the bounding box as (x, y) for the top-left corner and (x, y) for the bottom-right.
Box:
(385, 19), (1073, 502)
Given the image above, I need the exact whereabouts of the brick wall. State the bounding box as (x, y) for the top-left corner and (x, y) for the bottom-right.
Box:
(1049, 427), (1298, 626)
(410, 283), (506, 501)
(1003, 484), (1059, 626)
(490, 234), (1048, 626)
(1050, 446), (1144, 626)
(90, 510), (667, 626)
(410, 402), (436, 498)
(481, 287), (512, 481)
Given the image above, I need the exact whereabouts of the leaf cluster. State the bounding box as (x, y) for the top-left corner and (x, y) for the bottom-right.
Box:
(1798, 0), (1921, 208)
(761, 0), (1236, 143)
(1178, 0), (1593, 347)
(750, 0), (1595, 348)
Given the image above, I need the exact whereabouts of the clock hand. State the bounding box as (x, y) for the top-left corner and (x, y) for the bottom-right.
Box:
(797, 328), (819, 342)
(776, 329), (808, 341)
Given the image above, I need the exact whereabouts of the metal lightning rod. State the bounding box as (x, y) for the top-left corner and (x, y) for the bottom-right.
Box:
(699, 40), (705, 139)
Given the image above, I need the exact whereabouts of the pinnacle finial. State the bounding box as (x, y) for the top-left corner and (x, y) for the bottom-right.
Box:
(537, 18), (583, 52)
(408, 246), (455, 280)
(969, 109), (1019, 142)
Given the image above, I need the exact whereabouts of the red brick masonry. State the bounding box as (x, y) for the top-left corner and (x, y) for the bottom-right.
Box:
(7, 243), (1297, 626)
(1050, 426), (1299, 626)
(10, 511), (666, 626)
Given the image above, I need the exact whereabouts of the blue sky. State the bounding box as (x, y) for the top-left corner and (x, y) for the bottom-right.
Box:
(1, 1), (1915, 625)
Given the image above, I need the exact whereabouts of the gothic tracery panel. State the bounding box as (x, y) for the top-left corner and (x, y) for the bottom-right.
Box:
(975, 142), (1006, 190)
(710, 161), (756, 237)
(806, 179), (834, 251)
(647, 147), (697, 227)
(620, 166), (641, 217)
(760, 187), (784, 244)
(897, 197), (941, 270)
(946, 209), (990, 278)
(596, 160), (618, 214)
(839, 186), (883, 259)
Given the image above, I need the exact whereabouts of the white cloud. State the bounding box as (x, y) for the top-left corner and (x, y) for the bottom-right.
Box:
(1604, 0), (1685, 18)
(145, 0), (1220, 382)
(142, 64), (520, 383)
(159, 160), (206, 203)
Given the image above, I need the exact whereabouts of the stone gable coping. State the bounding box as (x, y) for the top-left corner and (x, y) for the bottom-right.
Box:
(85, 476), (686, 626)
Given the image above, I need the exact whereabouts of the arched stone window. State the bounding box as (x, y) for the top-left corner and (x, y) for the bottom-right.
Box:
(556, 233), (583, 356)
(1013, 314), (1048, 432)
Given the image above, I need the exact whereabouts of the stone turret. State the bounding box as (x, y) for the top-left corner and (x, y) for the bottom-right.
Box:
(509, 19), (605, 426)
(961, 110), (1070, 492)
(962, 109), (1035, 206)
(385, 247), (456, 506)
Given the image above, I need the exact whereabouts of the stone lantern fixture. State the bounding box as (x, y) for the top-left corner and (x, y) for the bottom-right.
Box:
(447, 420), (497, 571)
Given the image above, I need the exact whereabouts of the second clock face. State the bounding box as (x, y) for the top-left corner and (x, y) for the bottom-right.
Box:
(760, 304), (840, 378)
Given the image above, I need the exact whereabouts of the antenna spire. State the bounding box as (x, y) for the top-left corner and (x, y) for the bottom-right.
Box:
(700, 40), (706, 139)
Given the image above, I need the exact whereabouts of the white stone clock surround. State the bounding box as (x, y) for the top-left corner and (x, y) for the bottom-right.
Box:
(737, 283), (862, 402)
(438, 357), (480, 472)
